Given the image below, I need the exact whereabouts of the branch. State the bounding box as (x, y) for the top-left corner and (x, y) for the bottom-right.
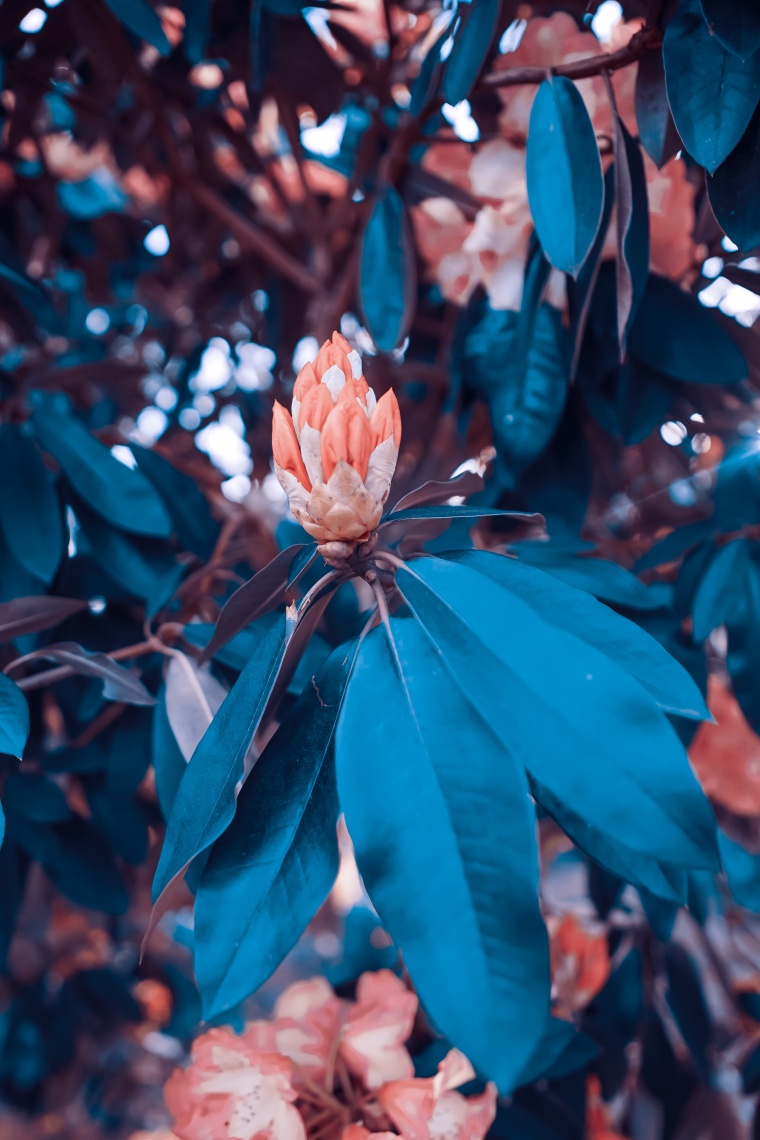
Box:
(184, 181), (320, 295)
(481, 24), (663, 89)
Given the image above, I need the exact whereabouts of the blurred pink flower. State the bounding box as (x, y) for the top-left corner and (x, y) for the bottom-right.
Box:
(270, 976), (347, 1079)
(378, 1048), (497, 1140)
(164, 1026), (305, 1140)
(342, 969), (418, 1088)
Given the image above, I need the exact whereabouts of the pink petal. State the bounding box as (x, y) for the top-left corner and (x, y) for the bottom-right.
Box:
(341, 970), (417, 1089)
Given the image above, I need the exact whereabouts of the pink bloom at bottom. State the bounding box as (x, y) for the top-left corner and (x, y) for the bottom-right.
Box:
(342, 1128), (398, 1140)
(164, 1027), (305, 1140)
(378, 1049), (497, 1140)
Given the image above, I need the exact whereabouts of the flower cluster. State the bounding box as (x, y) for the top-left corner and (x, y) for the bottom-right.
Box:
(412, 13), (701, 311)
(164, 970), (496, 1140)
(272, 332), (401, 562)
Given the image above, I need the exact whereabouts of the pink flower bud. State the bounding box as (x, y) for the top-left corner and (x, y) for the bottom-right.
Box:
(272, 333), (401, 558)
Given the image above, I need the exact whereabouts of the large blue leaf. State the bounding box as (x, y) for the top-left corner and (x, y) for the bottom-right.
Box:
(337, 615), (550, 1092)
(0, 426), (62, 585)
(664, 0), (760, 174)
(195, 646), (353, 1017)
(153, 611), (292, 906)
(700, 0), (760, 61)
(708, 106), (760, 251)
(397, 556), (718, 870)
(443, 550), (708, 720)
(31, 399), (172, 539)
(526, 77), (604, 276)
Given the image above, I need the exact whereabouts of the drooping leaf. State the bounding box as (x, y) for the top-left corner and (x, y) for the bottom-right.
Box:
(0, 674), (30, 759)
(390, 471), (485, 513)
(443, 550), (708, 719)
(381, 503), (542, 530)
(102, 0), (172, 55)
(628, 274), (747, 384)
(152, 610), (293, 906)
(31, 399), (172, 539)
(358, 183), (416, 353)
(526, 77), (604, 276)
(700, 0), (760, 61)
(709, 105), (760, 251)
(609, 111), (649, 351)
(337, 615), (550, 1091)
(200, 544), (316, 662)
(0, 426), (62, 584)
(442, 0), (501, 105)
(164, 653), (227, 762)
(0, 596), (88, 642)
(195, 645), (353, 1017)
(14, 817), (128, 914)
(635, 48), (682, 168)
(397, 556), (717, 869)
(12, 643), (154, 706)
(664, 0), (760, 173)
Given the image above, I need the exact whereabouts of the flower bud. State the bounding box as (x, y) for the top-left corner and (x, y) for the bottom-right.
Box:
(272, 332), (401, 559)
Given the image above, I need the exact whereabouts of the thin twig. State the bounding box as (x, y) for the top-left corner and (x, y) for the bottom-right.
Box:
(481, 24), (663, 89)
(183, 181), (319, 294)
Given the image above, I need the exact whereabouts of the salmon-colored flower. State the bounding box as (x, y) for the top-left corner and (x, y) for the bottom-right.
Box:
(342, 1129), (397, 1140)
(164, 1026), (305, 1140)
(549, 913), (610, 1017)
(342, 969), (418, 1088)
(271, 976), (347, 1081)
(690, 676), (760, 816)
(272, 331), (402, 561)
(378, 1048), (497, 1140)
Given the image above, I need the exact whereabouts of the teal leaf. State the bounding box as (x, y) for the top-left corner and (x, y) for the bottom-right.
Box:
(526, 77), (604, 276)
(397, 556), (717, 870)
(73, 497), (183, 616)
(692, 538), (753, 641)
(200, 543), (316, 662)
(0, 673), (29, 759)
(444, 550), (708, 720)
(700, 0), (760, 61)
(152, 687), (188, 822)
(337, 615), (550, 1092)
(532, 775), (688, 904)
(0, 426), (62, 584)
(3, 773), (70, 824)
(635, 49), (681, 169)
(511, 543), (669, 611)
(708, 105), (760, 251)
(183, 0), (210, 63)
(664, 0), (760, 174)
(0, 596), (85, 642)
(442, 0), (501, 105)
(131, 443), (218, 559)
(719, 830), (760, 910)
(103, 0), (172, 54)
(611, 116), (649, 351)
(31, 399), (172, 538)
(195, 645), (353, 1017)
(358, 184), (416, 353)
(382, 504), (542, 528)
(628, 274), (747, 384)
(460, 301), (570, 483)
(725, 550), (760, 735)
(152, 611), (293, 905)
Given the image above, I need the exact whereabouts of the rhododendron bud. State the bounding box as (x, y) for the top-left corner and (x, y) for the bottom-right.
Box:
(272, 331), (401, 563)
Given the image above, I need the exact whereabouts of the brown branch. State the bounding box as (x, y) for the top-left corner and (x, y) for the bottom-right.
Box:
(481, 24), (663, 89)
(183, 181), (319, 294)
